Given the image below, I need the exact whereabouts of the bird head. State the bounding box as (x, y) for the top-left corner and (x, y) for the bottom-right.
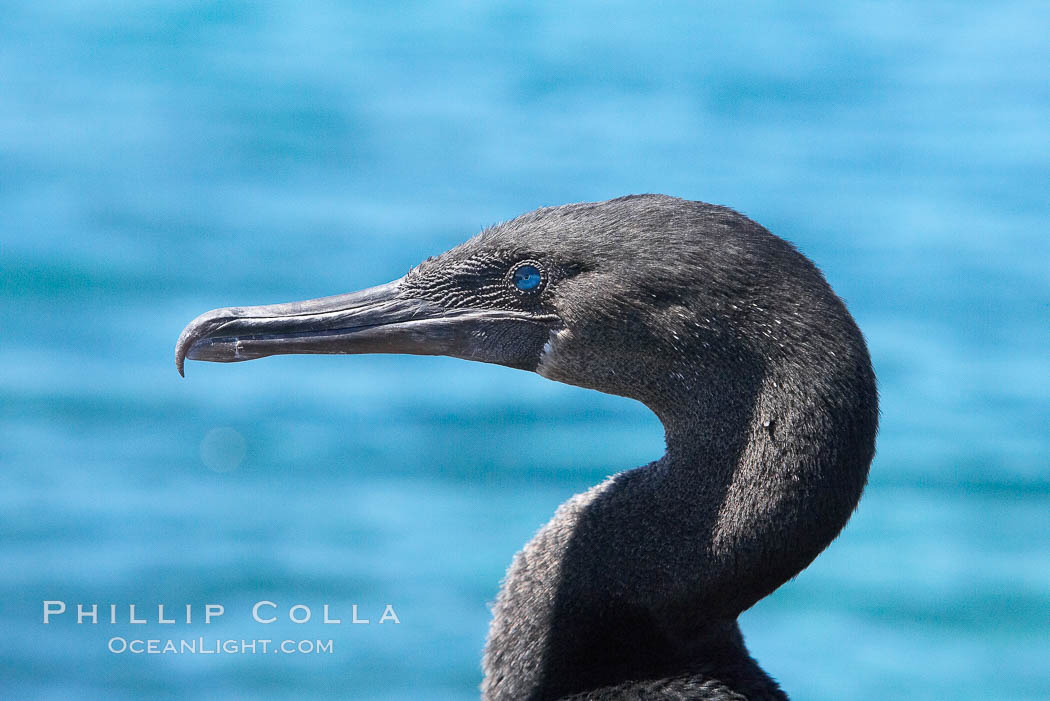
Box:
(177, 195), (857, 429)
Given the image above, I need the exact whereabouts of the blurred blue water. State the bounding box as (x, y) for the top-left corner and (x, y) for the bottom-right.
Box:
(2, 2), (1048, 699)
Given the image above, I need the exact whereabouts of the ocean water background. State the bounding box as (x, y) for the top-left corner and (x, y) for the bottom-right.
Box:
(2, 1), (1047, 699)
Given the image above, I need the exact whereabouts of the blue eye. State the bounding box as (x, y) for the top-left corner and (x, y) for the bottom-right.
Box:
(512, 264), (543, 292)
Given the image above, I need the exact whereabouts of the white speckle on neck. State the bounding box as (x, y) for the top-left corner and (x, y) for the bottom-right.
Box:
(536, 328), (569, 379)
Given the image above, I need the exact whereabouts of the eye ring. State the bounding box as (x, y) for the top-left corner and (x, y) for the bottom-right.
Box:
(507, 261), (546, 294)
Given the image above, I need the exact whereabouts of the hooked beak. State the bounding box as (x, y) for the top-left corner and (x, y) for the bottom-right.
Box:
(175, 277), (554, 376)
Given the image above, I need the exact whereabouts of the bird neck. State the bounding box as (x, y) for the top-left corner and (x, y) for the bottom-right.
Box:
(653, 346), (871, 623)
(483, 380), (789, 700)
(484, 347), (873, 700)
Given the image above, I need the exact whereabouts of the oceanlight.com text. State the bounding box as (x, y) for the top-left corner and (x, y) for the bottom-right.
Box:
(108, 637), (334, 655)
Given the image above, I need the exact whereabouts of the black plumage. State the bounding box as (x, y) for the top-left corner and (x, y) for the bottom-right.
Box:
(177, 195), (878, 700)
